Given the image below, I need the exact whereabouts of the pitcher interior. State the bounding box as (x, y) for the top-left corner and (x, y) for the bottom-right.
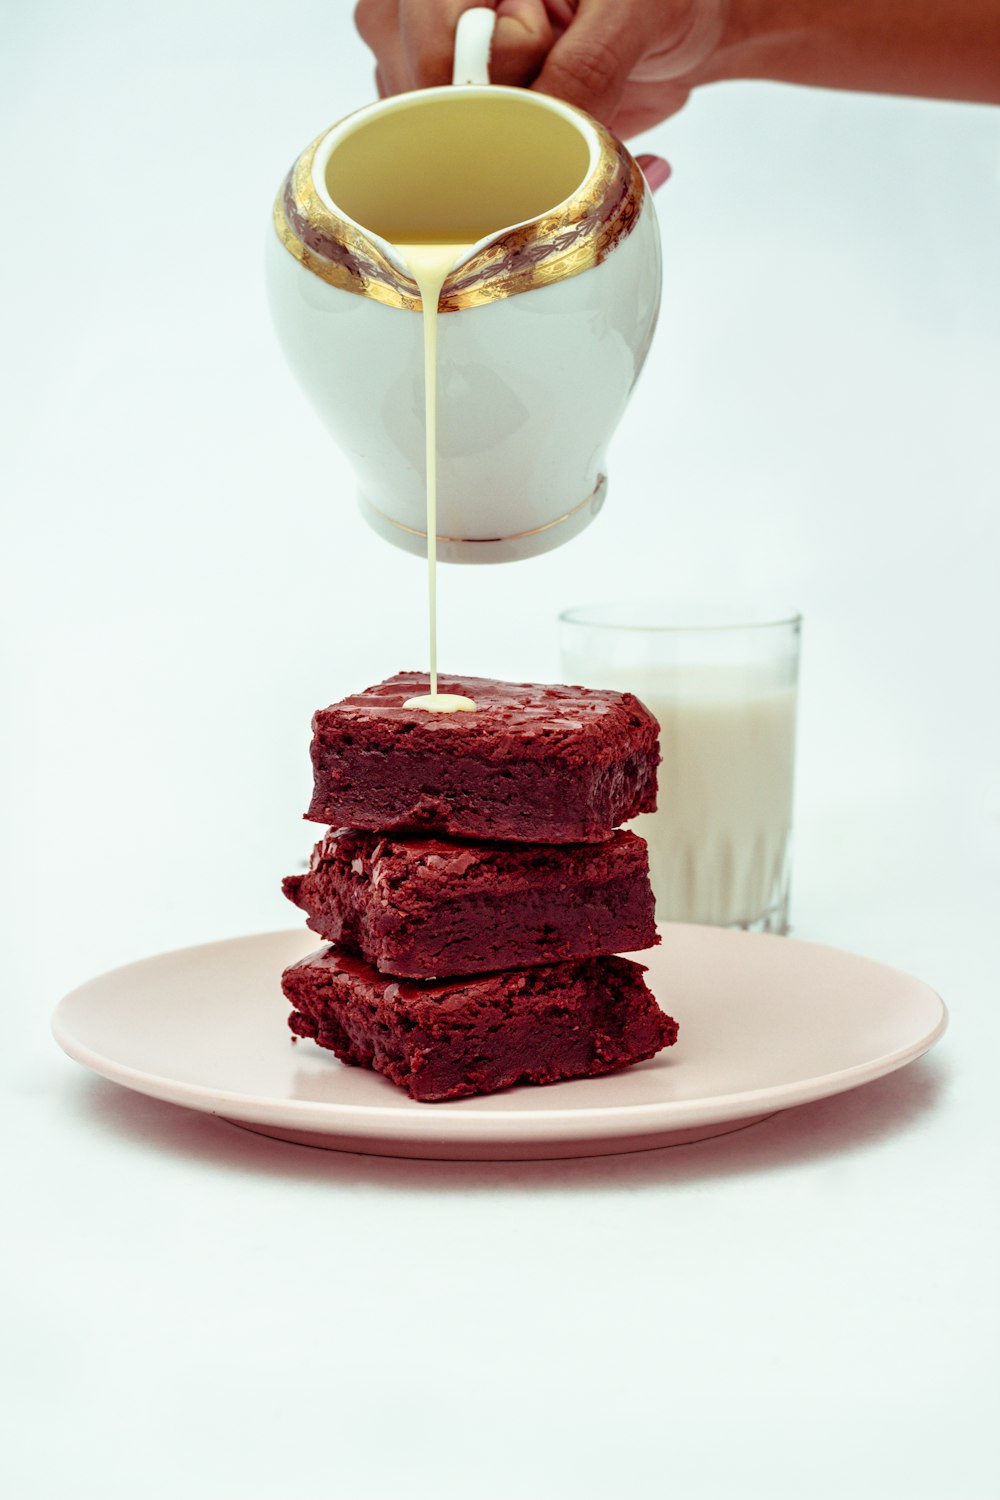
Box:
(321, 91), (594, 247)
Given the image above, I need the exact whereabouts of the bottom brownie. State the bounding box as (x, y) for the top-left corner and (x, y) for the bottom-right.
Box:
(282, 946), (678, 1102)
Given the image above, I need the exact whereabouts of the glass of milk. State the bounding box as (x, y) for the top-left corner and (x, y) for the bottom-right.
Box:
(560, 603), (801, 931)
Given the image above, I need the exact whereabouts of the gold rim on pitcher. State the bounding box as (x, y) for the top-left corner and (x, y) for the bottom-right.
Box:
(272, 98), (646, 313)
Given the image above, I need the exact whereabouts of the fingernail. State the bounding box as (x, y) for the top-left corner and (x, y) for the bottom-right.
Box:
(636, 154), (671, 192)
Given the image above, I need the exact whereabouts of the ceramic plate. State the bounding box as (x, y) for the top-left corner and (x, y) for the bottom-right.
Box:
(52, 925), (946, 1160)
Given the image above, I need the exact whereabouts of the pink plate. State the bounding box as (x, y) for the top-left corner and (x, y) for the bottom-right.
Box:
(52, 925), (947, 1160)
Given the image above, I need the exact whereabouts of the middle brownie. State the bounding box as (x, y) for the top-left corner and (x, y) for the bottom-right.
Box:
(283, 827), (658, 979)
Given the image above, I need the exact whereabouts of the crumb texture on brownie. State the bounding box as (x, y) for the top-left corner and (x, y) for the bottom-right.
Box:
(306, 672), (660, 842)
(283, 827), (658, 977)
(326, 673), (654, 744)
(282, 945), (678, 1102)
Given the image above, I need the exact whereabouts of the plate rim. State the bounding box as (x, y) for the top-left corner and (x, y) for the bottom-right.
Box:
(52, 926), (949, 1143)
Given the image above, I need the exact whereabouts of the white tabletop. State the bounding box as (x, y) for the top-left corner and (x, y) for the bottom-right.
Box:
(3, 4), (999, 1497)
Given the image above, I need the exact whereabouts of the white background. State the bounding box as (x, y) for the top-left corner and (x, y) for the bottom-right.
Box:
(3, 3), (999, 1496)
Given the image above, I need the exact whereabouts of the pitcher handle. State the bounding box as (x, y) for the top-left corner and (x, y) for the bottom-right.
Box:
(452, 6), (497, 86)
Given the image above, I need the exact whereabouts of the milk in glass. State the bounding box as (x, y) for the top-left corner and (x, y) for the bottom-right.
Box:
(562, 619), (800, 929)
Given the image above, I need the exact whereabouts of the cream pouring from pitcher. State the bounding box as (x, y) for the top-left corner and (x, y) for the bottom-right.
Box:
(266, 7), (662, 564)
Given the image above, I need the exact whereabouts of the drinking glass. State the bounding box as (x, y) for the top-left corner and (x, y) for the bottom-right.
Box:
(559, 603), (802, 931)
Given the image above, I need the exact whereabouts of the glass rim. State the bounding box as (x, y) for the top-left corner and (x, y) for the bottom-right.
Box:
(559, 601), (803, 636)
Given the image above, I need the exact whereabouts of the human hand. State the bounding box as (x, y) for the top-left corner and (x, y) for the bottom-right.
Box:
(354, 0), (727, 137)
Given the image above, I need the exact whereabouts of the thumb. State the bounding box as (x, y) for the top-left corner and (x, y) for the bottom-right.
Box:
(531, 0), (649, 121)
(490, 0), (556, 86)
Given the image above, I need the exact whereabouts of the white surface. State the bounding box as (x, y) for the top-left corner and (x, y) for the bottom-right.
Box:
(52, 925), (946, 1155)
(2, 3), (999, 1497)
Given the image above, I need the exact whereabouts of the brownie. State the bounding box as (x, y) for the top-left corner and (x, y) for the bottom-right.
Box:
(283, 945), (678, 1102)
(283, 827), (658, 978)
(305, 673), (659, 843)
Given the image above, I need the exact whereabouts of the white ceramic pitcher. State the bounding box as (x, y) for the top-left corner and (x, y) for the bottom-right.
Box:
(266, 8), (662, 562)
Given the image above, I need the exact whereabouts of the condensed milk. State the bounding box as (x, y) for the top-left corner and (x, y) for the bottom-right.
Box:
(395, 240), (478, 714)
(320, 92), (594, 712)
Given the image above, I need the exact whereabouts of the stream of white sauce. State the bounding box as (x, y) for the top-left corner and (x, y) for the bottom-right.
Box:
(397, 241), (478, 715)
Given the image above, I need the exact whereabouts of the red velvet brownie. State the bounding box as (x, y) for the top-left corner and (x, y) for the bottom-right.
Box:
(283, 827), (658, 978)
(283, 945), (678, 1102)
(305, 673), (659, 843)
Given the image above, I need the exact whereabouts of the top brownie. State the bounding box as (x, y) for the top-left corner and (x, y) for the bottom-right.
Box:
(306, 673), (659, 843)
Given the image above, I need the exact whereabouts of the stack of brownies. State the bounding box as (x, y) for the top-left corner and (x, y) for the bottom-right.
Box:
(281, 672), (678, 1101)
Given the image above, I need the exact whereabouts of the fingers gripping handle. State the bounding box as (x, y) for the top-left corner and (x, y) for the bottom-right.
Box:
(448, 7), (670, 192)
(452, 6), (497, 86)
